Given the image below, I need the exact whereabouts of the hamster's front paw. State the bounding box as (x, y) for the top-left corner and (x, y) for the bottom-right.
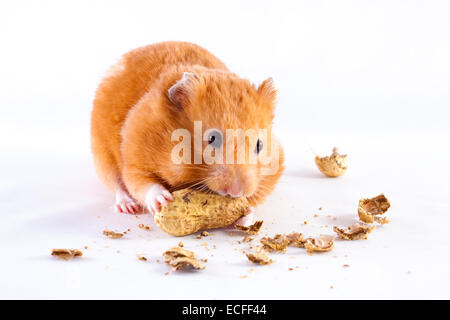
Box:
(115, 187), (143, 214)
(145, 184), (174, 215)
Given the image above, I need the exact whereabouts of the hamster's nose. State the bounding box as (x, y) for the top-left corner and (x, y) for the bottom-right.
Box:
(223, 178), (244, 198)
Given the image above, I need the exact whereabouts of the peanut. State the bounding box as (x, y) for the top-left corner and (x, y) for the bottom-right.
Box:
(154, 189), (249, 236)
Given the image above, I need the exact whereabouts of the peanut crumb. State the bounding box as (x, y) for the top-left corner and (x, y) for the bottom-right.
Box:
(137, 254), (147, 261)
(138, 224), (151, 230)
(51, 249), (82, 261)
(103, 230), (124, 239)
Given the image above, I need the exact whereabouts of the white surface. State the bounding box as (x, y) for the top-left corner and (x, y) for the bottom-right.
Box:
(1, 0), (450, 299)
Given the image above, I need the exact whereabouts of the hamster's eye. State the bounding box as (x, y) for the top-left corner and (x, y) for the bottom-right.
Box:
(207, 130), (222, 148)
(255, 139), (263, 154)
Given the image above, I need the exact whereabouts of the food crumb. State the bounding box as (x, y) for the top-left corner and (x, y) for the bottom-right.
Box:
(51, 249), (83, 261)
(196, 231), (210, 239)
(137, 254), (147, 261)
(103, 230), (124, 239)
(178, 241), (184, 247)
(240, 275), (248, 279)
(343, 264), (350, 267)
(138, 224), (151, 230)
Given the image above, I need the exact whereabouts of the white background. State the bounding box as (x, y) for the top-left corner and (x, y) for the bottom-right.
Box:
(1, 0), (449, 299)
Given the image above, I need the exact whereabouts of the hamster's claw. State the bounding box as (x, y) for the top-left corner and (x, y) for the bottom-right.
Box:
(145, 184), (174, 215)
(115, 187), (143, 214)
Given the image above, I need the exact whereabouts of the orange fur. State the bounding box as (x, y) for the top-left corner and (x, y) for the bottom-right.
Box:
(91, 41), (284, 208)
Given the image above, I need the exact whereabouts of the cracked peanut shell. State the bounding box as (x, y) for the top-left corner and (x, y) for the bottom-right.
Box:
(315, 147), (348, 177)
(358, 194), (391, 223)
(155, 189), (249, 236)
(51, 249), (83, 260)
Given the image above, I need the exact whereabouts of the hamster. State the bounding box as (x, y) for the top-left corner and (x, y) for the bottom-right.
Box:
(91, 41), (284, 225)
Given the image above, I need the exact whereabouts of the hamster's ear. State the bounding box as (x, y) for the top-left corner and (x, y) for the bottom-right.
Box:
(168, 72), (199, 109)
(257, 77), (277, 104)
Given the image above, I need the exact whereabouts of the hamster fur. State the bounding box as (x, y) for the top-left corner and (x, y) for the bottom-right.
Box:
(91, 41), (284, 225)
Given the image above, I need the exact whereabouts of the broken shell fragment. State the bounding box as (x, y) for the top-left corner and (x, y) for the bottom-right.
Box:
(374, 216), (390, 224)
(286, 232), (304, 247)
(260, 234), (290, 252)
(315, 147), (348, 177)
(333, 223), (375, 240)
(235, 220), (264, 235)
(163, 247), (205, 271)
(358, 194), (391, 223)
(303, 235), (334, 254)
(246, 249), (273, 265)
